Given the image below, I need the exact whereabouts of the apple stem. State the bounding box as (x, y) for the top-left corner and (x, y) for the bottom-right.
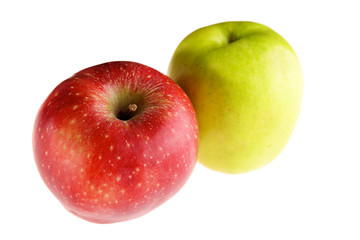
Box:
(128, 104), (137, 112)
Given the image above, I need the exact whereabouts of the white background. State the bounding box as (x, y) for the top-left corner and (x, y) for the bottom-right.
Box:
(1, 0), (359, 239)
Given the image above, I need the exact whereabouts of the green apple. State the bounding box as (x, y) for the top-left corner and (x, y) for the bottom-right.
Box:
(168, 21), (303, 174)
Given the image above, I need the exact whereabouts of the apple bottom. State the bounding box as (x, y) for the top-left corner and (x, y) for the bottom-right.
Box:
(43, 146), (195, 224)
(59, 175), (189, 224)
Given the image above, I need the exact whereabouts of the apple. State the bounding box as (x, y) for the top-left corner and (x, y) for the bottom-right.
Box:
(33, 61), (199, 223)
(168, 21), (303, 174)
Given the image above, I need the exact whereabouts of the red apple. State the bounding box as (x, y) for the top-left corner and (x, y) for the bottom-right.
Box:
(32, 61), (199, 223)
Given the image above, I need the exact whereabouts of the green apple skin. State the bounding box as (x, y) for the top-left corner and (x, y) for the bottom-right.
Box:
(168, 21), (303, 174)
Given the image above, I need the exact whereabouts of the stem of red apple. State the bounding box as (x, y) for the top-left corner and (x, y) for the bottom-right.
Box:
(128, 104), (137, 112)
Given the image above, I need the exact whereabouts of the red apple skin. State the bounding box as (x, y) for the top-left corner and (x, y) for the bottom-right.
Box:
(33, 61), (199, 223)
